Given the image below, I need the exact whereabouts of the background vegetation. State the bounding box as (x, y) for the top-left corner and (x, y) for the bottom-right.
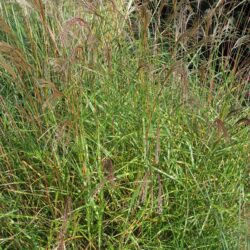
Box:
(0, 0), (249, 249)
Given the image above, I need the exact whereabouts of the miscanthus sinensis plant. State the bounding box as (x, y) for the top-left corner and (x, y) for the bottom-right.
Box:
(0, 0), (249, 249)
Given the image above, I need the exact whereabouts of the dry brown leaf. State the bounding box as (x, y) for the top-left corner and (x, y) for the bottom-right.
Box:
(214, 118), (230, 141)
(102, 157), (115, 182)
(236, 118), (250, 126)
(57, 197), (72, 250)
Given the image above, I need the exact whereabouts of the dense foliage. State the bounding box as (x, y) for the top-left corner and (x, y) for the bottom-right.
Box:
(0, 1), (249, 249)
